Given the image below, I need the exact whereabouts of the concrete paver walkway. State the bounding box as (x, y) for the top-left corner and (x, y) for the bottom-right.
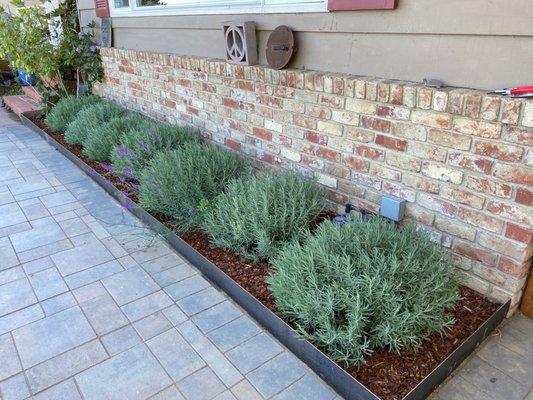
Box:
(0, 108), (531, 400)
(0, 109), (338, 400)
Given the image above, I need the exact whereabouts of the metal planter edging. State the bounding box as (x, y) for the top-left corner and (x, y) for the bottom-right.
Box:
(19, 113), (511, 400)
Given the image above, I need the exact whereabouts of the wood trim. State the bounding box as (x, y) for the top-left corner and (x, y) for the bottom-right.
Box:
(328, 0), (398, 11)
(520, 264), (533, 318)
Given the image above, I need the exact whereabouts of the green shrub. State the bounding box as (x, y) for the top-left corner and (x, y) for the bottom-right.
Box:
(111, 123), (199, 179)
(64, 100), (124, 146)
(268, 216), (460, 365)
(139, 143), (250, 230)
(45, 94), (101, 132)
(203, 171), (325, 260)
(83, 113), (150, 162)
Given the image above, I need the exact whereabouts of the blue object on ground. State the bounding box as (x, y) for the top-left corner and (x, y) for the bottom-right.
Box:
(17, 70), (37, 86)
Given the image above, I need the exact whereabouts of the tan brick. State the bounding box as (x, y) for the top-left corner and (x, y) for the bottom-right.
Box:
(418, 193), (457, 217)
(502, 125), (533, 146)
(331, 110), (360, 125)
(402, 86), (417, 108)
(409, 143), (447, 162)
(315, 172), (337, 188)
(390, 122), (427, 141)
(464, 93), (483, 118)
(417, 87), (433, 109)
(377, 105), (410, 120)
(453, 117), (501, 139)
(317, 120), (343, 136)
(354, 80), (366, 99)
(365, 81), (377, 100)
(383, 181), (416, 202)
(522, 101), (533, 127)
(345, 127), (375, 143)
(434, 215), (476, 241)
(369, 164), (402, 181)
(447, 90), (465, 115)
(325, 162), (350, 179)
(343, 155), (370, 172)
(377, 82), (389, 102)
(411, 110), (452, 129)
(432, 90), (448, 112)
(280, 147), (300, 162)
(454, 271), (489, 294)
(345, 98), (377, 115)
(386, 153), (422, 172)
(352, 172), (381, 190)
(402, 173), (440, 194)
(405, 203), (435, 225)
(500, 98), (521, 125)
(478, 233), (530, 262)
(328, 137), (354, 153)
(441, 186), (485, 209)
(427, 128), (471, 150)
(265, 119), (283, 133)
(480, 96), (500, 121)
(338, 179), (366, 196)
(306, 104), (331, 119)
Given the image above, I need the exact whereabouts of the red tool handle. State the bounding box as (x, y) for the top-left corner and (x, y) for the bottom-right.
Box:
(510, 86), (533, 95)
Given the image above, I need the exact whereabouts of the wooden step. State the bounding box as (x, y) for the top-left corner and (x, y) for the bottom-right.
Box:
(2, 95), (43, 117)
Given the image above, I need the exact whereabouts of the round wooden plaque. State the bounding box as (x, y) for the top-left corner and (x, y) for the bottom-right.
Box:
(266, 26), (297, 70)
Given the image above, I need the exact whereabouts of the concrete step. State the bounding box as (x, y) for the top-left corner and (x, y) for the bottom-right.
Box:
(22, 85), (42, 102)
(2, 95), (43, 117)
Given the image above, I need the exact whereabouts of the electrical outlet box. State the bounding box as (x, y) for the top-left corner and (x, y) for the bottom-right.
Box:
(380, 195), (406, 222)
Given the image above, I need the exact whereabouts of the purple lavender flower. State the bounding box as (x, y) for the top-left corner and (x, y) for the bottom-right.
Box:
(140, 140), (149, 152)
(116, 145), (128, 158)
(89, 45), (98, 53)
(122, 166), (133, 178)
(130, 182), (140, 191)
(187, 206), (194, 215)
(119, 175), (126, 184)
(99, 162), (115, 173)
(75, 47), (82, 55)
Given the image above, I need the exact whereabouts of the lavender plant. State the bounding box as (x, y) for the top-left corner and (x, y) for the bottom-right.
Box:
(202, 171), (325, 261)
(111, 123), (199, 179)
(83, 113), (151, 162)
(45, 94), (101, 132)
(139, 143), (251, 231)
(65, 100), (125, 145)
(268, 216), (460, 365)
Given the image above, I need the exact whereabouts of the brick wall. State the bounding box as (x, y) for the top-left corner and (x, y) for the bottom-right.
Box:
(96, 48), (533, 312)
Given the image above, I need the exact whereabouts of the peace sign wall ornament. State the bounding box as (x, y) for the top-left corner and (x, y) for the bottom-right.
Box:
(222, 22), (258, 66)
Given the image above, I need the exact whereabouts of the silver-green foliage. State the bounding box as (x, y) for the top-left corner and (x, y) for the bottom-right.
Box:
(268, 216), (460, 365)
(139, 143), (251, 230)
(110, 123), (199, 179)
(45, 94), (101, 132)
(83, 113), (150, 162)
(64, 100), (124, 145)
(203, 171), (325, 261)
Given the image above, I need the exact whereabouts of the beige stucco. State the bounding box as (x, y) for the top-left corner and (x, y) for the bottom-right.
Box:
(78, 0), (533, 90)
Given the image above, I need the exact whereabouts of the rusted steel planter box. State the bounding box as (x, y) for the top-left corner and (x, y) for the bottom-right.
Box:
(20, 113), (510, 400)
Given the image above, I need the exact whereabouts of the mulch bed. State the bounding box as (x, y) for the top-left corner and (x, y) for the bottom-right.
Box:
(34, 117), (501, 400)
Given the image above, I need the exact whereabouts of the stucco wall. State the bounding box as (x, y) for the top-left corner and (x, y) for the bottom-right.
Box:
(78, 0), (533, 90)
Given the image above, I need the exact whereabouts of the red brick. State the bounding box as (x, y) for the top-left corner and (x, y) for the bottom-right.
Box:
(361, 116), (391, 133)
(343, 155), (370, 171)
(304, 131), (328, 145)
(463, 93), (482, 118)
(355, 145), (384, 160)
(158, 98), (176, 109)
(498, 257), (530, 278)
(319, 94), (344, 109)
(306, 105), (331, 119)
(225, 138), (241, 151)
(453, 118), (501, 139)
(473, 140), (524, 161)
(516, 187), (533, 206)
(375, 135), (407, 151)
(487, 201), (532, 225)
(390, 84), (403, 105)
(315, 147), (341, 162)
(453, 240), (498, 267)
(448, 152), (493, 174)
(256, 94), (282, 108)
(465, 176), (512, 198)
(418, 193), (457, 217)
(503, 126), (533, 146)
(505, 223), (533, 244)
(457, 207), (504, 233)
(377, 105), (410, 120)
(252, 127), (272, 141)
(327, 190), (349, 204)
(222, 98), (240, 109)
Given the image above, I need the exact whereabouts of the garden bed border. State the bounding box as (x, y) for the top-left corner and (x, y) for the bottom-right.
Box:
(20, 112), (510, 400)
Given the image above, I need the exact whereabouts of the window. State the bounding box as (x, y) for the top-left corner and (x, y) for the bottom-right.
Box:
(111, 0), (327, 17)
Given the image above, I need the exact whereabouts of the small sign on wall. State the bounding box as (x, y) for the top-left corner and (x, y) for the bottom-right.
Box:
(222, 22), (257, 66)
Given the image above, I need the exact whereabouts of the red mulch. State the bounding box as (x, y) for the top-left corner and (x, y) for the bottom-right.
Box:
(35, 117), (501, 400)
